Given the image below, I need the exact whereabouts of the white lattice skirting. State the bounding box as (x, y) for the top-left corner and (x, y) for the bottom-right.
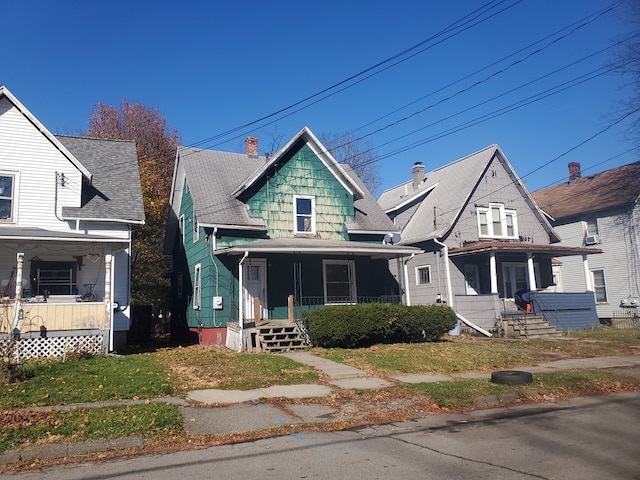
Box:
(1, 334), (106, 361)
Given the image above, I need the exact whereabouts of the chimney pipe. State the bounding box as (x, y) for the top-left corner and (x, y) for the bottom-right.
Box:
(245, 136), (258, 157)
(568, 162), (581, 184)
(412, 162), (424, 190)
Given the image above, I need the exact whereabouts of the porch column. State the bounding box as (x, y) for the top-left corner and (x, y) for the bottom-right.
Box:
(104, 252), (113, 351)
(489, 252), (498, 294)
(15, 252), (24, 300)
(583, 254), (593, 291)
(527, 253), (537, 291)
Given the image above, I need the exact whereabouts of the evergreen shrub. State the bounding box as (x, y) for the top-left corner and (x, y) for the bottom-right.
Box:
(304, 304), (457, 348)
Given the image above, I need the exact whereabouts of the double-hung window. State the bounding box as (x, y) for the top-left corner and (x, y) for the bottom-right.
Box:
(477, 203), (517, 239)
(193, 263), (201, 309)
(591, 269), (607, 303)
(416, 265), (431, 285)
(0, 173), (16, 222)
(323, 260), (356, 304)
(294, 196), (315, 234)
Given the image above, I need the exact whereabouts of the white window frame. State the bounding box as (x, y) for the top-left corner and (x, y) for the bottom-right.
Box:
(584, 216), (599, 236)
(294, 195), (316, 235)
(192, 206), (199, 243)
(0, 172), (16, 223)
(193, 263), (202, 309)
(591, 269), (607, 303)
(415, 265), (431, 285)
(179, 215), (185, 249)
(323, 259), (356, 304)
(477, 203), (518, 239)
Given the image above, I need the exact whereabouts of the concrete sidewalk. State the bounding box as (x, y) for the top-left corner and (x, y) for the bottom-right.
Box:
(2, 353), (640, 465)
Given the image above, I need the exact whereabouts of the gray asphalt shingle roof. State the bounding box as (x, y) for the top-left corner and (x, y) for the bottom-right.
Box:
(378, 145), (497, 244)
(56, 135), (145, 223)
(179, 130), (397, 234)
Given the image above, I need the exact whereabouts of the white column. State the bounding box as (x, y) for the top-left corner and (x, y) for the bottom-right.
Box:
(527, 253), (537, 291)
(105, 252), (113, 351)
(583, 254), (593, 291)
(15, 252), (24, 300)
(489, 252), (498, 294)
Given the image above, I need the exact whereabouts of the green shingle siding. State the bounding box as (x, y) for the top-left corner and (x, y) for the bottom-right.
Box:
(246, 144), (353, 241)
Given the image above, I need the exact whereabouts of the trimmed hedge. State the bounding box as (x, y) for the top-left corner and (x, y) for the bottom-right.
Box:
(304, 304), (457, 348)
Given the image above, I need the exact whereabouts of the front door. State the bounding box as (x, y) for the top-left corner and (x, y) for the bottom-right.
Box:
(243, 259), (267, 321)
(502, 263), (528, 299)
(464, 264), (480, 295)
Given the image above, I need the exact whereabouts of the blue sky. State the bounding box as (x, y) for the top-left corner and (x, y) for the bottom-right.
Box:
(2, 0), (636, 196)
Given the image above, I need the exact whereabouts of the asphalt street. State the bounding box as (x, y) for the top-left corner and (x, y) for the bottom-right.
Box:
(3, 392), (639, 480)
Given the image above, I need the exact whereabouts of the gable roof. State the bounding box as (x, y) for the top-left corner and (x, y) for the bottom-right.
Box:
(177, 126), (396, 234)
(531, 161), (640, 220)
(232, 126), (366, 199)
(57, 135), (145, 224)
(0, 86), (92, 181)
(379, 145), (557, 245)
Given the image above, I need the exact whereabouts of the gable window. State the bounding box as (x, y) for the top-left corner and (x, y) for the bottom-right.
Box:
(0, 173), (15, 222)
(415, 265), (431, 285)
(591, 269), (607, 303)
(193, 263), (201, 309)
(323, 259), (356, 304)
(294, 196), (315, 234)
(477, 203), (518, 239)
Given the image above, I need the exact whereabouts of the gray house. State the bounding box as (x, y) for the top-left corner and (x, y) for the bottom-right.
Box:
(532, 161), (640, 322)
(378, 145), (599, 334)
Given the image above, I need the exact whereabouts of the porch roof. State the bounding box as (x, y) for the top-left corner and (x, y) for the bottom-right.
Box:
(0, 226), (129, 243)
(448, 241), (602, 257)
(216, 237), (422, 259)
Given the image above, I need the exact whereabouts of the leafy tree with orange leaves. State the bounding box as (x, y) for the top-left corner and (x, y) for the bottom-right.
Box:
(86, 100), (180, 307)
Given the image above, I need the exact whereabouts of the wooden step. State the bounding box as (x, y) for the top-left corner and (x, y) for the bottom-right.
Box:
(256, 321), (308, 353)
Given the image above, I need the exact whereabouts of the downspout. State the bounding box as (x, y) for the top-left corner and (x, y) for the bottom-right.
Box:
(237, 251), (249, 352)
(402, 253), (415, 306)
(434, 238), (454, 309)
(209, 228), (221, 328)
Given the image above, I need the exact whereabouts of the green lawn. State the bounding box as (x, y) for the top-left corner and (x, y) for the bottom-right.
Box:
(0, 327), (638, 455)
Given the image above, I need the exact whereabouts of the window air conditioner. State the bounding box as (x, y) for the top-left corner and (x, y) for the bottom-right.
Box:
(585, 234), (599, 245)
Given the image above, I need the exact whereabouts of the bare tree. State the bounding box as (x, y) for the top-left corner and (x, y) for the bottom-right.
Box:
(613, 0), (640, 147)
(320, 132), (382, 197)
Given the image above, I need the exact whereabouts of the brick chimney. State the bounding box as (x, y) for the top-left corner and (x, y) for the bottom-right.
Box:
(568, 162), (581, 184)
(412, 162), (424, 190)
(245, 136), (258, 157)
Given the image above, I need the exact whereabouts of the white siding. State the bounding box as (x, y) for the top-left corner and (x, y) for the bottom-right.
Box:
(1, 98), (131, 241)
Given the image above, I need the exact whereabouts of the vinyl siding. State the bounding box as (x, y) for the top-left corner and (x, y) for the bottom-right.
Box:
(0, 97), (130, 240)
(552, 204), (640, 319)
(445, 156), (551, 248)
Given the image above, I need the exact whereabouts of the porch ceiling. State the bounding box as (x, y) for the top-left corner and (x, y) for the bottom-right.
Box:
(216, 237), (422, 258)
(448, 241), (602, 257)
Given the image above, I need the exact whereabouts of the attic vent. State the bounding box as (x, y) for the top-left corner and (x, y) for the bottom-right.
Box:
(585, 234), (599, 245)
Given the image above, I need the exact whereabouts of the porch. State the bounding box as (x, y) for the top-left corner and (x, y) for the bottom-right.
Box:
(454, 291), (599, 336)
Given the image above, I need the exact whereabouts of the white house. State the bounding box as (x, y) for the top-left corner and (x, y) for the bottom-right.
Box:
(0, 86), (145, 353)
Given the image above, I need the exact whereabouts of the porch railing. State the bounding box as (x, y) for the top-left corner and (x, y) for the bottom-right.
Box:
(0, 301), (108, 335)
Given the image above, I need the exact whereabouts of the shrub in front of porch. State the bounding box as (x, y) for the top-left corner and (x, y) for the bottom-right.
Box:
(304, 304), (457, 348)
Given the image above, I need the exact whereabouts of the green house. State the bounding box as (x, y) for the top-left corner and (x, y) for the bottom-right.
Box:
(165, 127), (420, 350)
